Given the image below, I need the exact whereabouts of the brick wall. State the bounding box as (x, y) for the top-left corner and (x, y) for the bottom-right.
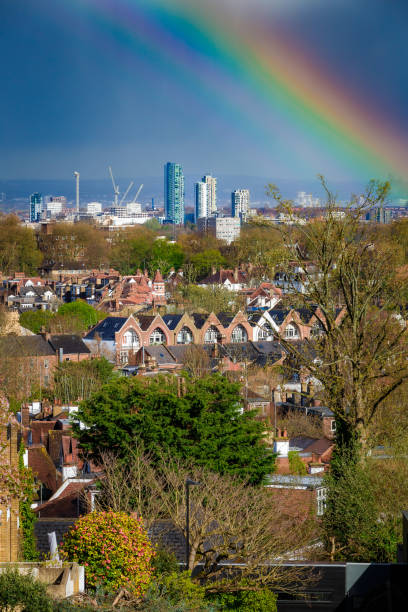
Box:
(34, 518), (77, 555)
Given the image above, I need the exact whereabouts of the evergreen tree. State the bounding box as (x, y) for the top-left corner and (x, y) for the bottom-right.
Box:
(74, 374), (275, 484)
(18, 443), (38, 561)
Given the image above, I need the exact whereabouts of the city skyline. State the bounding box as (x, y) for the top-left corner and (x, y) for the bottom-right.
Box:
(1, 0), (408, 192)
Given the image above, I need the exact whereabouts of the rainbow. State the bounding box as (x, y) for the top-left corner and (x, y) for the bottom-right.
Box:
(59, 0), (408, 181)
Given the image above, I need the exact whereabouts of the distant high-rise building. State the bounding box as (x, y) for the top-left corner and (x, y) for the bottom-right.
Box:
(87, 202), (103, 215)
(202, 175), (217, 215)
(232, 189), (250, 221)
(198, 216), (240, 245)
(29, 193), (43, 222)
(195, 181), (208, 221)
(295, 191), (320, 208)
(164, 162), (184, 224)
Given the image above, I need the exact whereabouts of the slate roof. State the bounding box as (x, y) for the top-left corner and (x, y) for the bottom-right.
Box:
(0, 335), (55, 357)
(144, 345), (176, 365)
(247, 312), (263, 326)
(48, 335), (90, 355)
(191, 313), (208, 329)
(135, 315), (156, 330)
(268, 309), (290, 325)
(162, 314), (183, 330)
(84, 316), (127, 340)
(216, 312), (234, 327)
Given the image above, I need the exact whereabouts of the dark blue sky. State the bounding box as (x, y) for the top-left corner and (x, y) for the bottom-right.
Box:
(1, 0), (407, 182)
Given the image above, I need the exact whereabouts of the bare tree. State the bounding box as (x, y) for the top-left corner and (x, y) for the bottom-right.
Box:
(182, 344), (211, 380)
(268, 178), (408, 459)
(96, 451), (318, 594)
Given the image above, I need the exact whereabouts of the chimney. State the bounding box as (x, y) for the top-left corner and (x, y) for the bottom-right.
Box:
(58, 347), (64, 363)
(273, 428), (289, 458)
(39, 326), (50, 342)
(234, 267), (239, 282)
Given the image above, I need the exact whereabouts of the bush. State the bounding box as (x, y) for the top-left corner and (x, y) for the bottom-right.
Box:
(152, 548), (179, 577)
(0, 568), (53, 612)
(60, 511), (154, 596)
(142, 572), (209, 611)
(211, 588), (277, 612)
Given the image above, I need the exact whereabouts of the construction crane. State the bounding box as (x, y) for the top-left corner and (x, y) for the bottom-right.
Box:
(119, 181), (134, 206)
(108, 166), (120, 206)
(131, 183), (143, 203)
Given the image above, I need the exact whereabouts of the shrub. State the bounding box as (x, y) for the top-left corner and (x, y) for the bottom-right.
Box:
(211, 588), (277, 612)
(0, 568), (53, 612)
(160, 572), (205, 608)
(59, 511), (154, 596)
(288, 450), (307, 476)
(152, 548), (179, 577)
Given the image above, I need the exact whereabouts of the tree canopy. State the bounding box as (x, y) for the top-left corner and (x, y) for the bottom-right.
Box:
(74, 374), (275, 484)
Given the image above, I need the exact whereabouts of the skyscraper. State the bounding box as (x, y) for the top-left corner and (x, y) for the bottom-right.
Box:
(195, 181), (208, 221)
(29, 193), (43, 222)
(232, 189), (250, 221)
(202, 175), (217, 215)
(164, 162), (184, 225)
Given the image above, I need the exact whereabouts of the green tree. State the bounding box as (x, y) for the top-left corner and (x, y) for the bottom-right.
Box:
(110, 226), (155, 274)
(189, 248), (226, 278)
(19, 310), (54, 334)
(148, 239), (185, 276)
(57, 300), (105, 329)
(18, 443), (38, 561)
(180, 284), (239, 314)
(74, 374), (275, 484)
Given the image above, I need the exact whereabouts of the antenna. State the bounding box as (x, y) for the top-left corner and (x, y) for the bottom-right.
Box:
(119, 181), (134, 206)
(108, 166), (120, 206)
(73, 171), (80, 213)
(132, 184), (143, 203)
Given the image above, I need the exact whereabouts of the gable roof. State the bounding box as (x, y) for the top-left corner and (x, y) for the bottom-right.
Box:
(135, 315), (156, 331)
(162, 314), (183, 330)
(144, 345), (176, 365)
(268, 309), (291, 325)
(48, 335), (90, 355)
(191, 313), (208, 329)
(84, 316), (127, 341)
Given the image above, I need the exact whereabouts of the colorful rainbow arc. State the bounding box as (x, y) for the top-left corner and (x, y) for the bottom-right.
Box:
(65, 0), (408, 181)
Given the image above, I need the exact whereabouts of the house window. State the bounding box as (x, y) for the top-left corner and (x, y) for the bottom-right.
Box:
(204, 326), (221, 344)
(311, 321), (324, 337)
(149, 328), (166, 345)
(120, 351), (128, 364)
(44, 375), (49, 386)
(258, 323), (273, 340)
(122, 328), (140, 349)
(177, 327), (193, 344)
(316, 487), (327, 516)
(284, 323), (300, 339)
(231, 325), (248, 343)
(330, 420), (337, 432)
(44, 360), (49, 368)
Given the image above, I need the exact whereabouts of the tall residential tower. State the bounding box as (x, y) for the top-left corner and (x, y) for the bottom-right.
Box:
(164, 162), (184, 225)
(195, 181), (208, 220)
(29, 193), (43, 222)
(202, 175), (217, 215)
(232, 189), (250, 221)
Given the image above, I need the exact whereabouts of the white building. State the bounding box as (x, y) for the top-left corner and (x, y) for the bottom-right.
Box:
(232, 189), (250, 220)
(126, 201), (142, 215)
(87, 201), (103, 215)
(197, 216), (240, 245)
(195, 181), (208, 221)
(202, 175), (217, 215)
(295, 191), (320, 208)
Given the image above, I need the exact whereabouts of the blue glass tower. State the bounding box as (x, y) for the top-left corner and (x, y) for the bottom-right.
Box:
(29, 193), (43, 222)
(164, 163), (184, 225)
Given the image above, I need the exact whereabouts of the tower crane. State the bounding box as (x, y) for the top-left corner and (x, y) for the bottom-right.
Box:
(108, 166), (120, 206)
(119, 181), (134, 206)
(131, 183), (143, 203)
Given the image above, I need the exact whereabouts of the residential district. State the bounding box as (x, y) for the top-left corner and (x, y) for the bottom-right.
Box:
(0, 170), (408, 610)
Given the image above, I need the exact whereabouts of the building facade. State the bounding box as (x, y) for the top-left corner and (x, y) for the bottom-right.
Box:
(197, 216), (240, 245)
(232, 189), (250, 221)
(194, 181), (207, 221)
(202, 175), (217, 215)
(29, 193), (43, 222)
(164, 162), (184, 225)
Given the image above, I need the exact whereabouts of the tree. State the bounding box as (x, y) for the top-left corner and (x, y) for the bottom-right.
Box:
(19, 310), (54, 334)
(96, 452), (316, 595)
(182, 344), (211, 380)
(0, 215), (42, 274)
(269, 178), (408, 463)
(37, 222), (108, 268)
(148, 239), (185, 276)
(56, 300), (106, 330)
(110, 226), (155, 274)
(18, 443), (38, 560)
(52, 357), (116, 403)
(179, 284), (239, 314)
(189, 249), (226, 279)
(74, 374), (275, 484)
(60, 511), (155, 595)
